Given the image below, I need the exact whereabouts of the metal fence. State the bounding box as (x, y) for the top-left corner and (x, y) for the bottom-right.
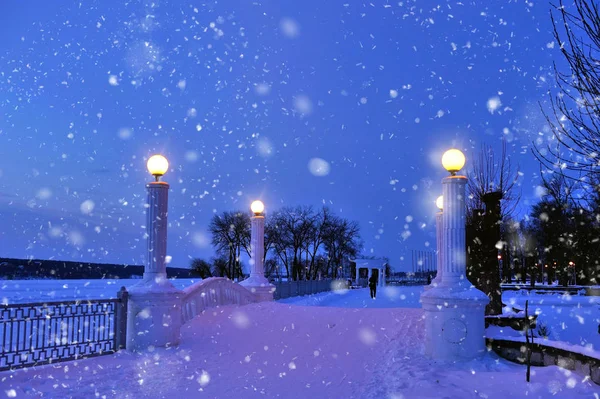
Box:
(0, 287), (128, 371)
(272, 279), (335, 300)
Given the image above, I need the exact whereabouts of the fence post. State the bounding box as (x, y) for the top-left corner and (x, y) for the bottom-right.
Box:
(115, 286), (128, 350)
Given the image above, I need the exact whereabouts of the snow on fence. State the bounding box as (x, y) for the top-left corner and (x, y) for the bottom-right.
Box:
(487, 337), (600, 385)
(0, 287), (128, 371)
(180, 277), (257, 325)
(272, 279), (333, 300)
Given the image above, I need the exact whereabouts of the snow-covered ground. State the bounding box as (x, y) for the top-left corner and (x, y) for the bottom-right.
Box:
(502, 290), (600, 350)
(286, 285), (600, 352)
(279, 285), (423, 308)
(1, 286), (598, 398)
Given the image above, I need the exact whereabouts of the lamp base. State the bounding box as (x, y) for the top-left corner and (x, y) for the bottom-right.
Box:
(420, 285), (489, 361)
(240, 276), (275, 301)
(126, 288), (183, 352)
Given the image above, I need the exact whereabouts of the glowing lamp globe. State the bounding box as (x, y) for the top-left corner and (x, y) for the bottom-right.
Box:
(441, 149), (466, 175)
(147, 155), (169, 181)
(251, 200), (265, 215)
(435, 195), (443, 211)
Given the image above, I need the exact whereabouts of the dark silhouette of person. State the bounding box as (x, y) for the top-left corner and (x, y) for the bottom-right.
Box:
(369, 274), (378, 299)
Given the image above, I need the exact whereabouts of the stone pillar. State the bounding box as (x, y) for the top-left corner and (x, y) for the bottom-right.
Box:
(441, 176), (467, 287)
(127, 181), (182, 351)
(380, 267), (385, 287)
(240, 215), (274, 301)
(355, 265), (359, 284)
(420, 175), (489, 360)
(144, 182), (169, 283)
(426, 211), (444, 290)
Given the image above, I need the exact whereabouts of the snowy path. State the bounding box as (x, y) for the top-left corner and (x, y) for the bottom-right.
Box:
(1, 288), (598, 398)
(279, 285), (424, 309)
(0, 301), (423, 398)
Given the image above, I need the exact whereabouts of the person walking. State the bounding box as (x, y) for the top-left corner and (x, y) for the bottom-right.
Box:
(369, 274), (378, 299)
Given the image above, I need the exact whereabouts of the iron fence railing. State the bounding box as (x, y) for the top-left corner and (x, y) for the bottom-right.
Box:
(272, 279), (334, 300)
(0, 287), (128, 371)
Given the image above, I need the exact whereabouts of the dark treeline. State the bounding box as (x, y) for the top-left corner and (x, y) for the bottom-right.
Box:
(0, 257), (194, 280)
(191, 206), (363, 281)
(465, 142), (600, 317)
(465, 0), (600, 316)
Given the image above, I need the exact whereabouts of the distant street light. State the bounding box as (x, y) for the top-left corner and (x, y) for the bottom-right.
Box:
(435, 195), (444, 211)
(427, 195), (444, 290)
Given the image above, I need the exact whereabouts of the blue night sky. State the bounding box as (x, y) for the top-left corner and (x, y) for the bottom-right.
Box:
(0, 0), (562, 271)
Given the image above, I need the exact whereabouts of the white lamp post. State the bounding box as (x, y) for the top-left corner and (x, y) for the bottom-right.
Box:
(240, 200), (275, 301)
(126, 154), (182, 351)
(420, 148), (489, 360)
(426, 196), (444, 290)
(144, 155), (170, 284)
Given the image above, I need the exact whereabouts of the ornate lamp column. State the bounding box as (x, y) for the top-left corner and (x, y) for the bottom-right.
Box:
(126, 155), (183, 351)
(426, 196), (444, 290)
(240, 200), (275, 301)
(420, 149), (489, 360)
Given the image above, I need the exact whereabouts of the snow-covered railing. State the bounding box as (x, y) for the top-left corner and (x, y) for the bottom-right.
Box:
(180, 278), (257, 324)
(0, 287), (128, 371)
(487, 336), (600, 385)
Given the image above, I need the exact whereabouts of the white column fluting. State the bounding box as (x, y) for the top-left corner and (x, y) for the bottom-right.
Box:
(144, 181), (169, 283)
(430, 211), (444, 288)
(420, 173), (489, 361)
(441, 176), (466, 287)
(240, 214), (274, 301)
(249, 215), (265, 278)
(127, 178), (182, 351)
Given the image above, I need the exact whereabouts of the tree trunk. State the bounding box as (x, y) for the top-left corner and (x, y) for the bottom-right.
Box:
(481, 192), (503, 315)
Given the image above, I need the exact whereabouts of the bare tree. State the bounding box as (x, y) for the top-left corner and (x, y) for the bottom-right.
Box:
(305, 207), (333, 280)
(269, 206), (313, 280)
(190, 258), (212, 278)
(467, 140), (521, 220)
(209, 211), (251, 280)
(534, 0), (600, 187)
(323, 217), (362, 278)
(211, 256), (229, 278)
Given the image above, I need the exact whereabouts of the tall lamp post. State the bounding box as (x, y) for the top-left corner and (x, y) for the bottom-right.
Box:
(426, 195), (444, 290)
(240, 200), (275, 301)
(420, 148), (489, 360)
(127, 154), (183, 351)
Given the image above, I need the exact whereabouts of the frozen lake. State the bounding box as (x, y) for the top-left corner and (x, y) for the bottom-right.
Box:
(0, 279), (201, 304)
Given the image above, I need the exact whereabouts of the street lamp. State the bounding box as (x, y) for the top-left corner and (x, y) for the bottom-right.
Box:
(420, 147), (489, 361)
(127, 154), (182, 351)
(251, 200), (265, 216)
(147, 154), (169, 182)
(144, 154), (170, 282)
(427, 195), (443, 290)
(240, 200), (274, 301)
(435, 195), (443, 211)
(441, 149), (466, 176)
